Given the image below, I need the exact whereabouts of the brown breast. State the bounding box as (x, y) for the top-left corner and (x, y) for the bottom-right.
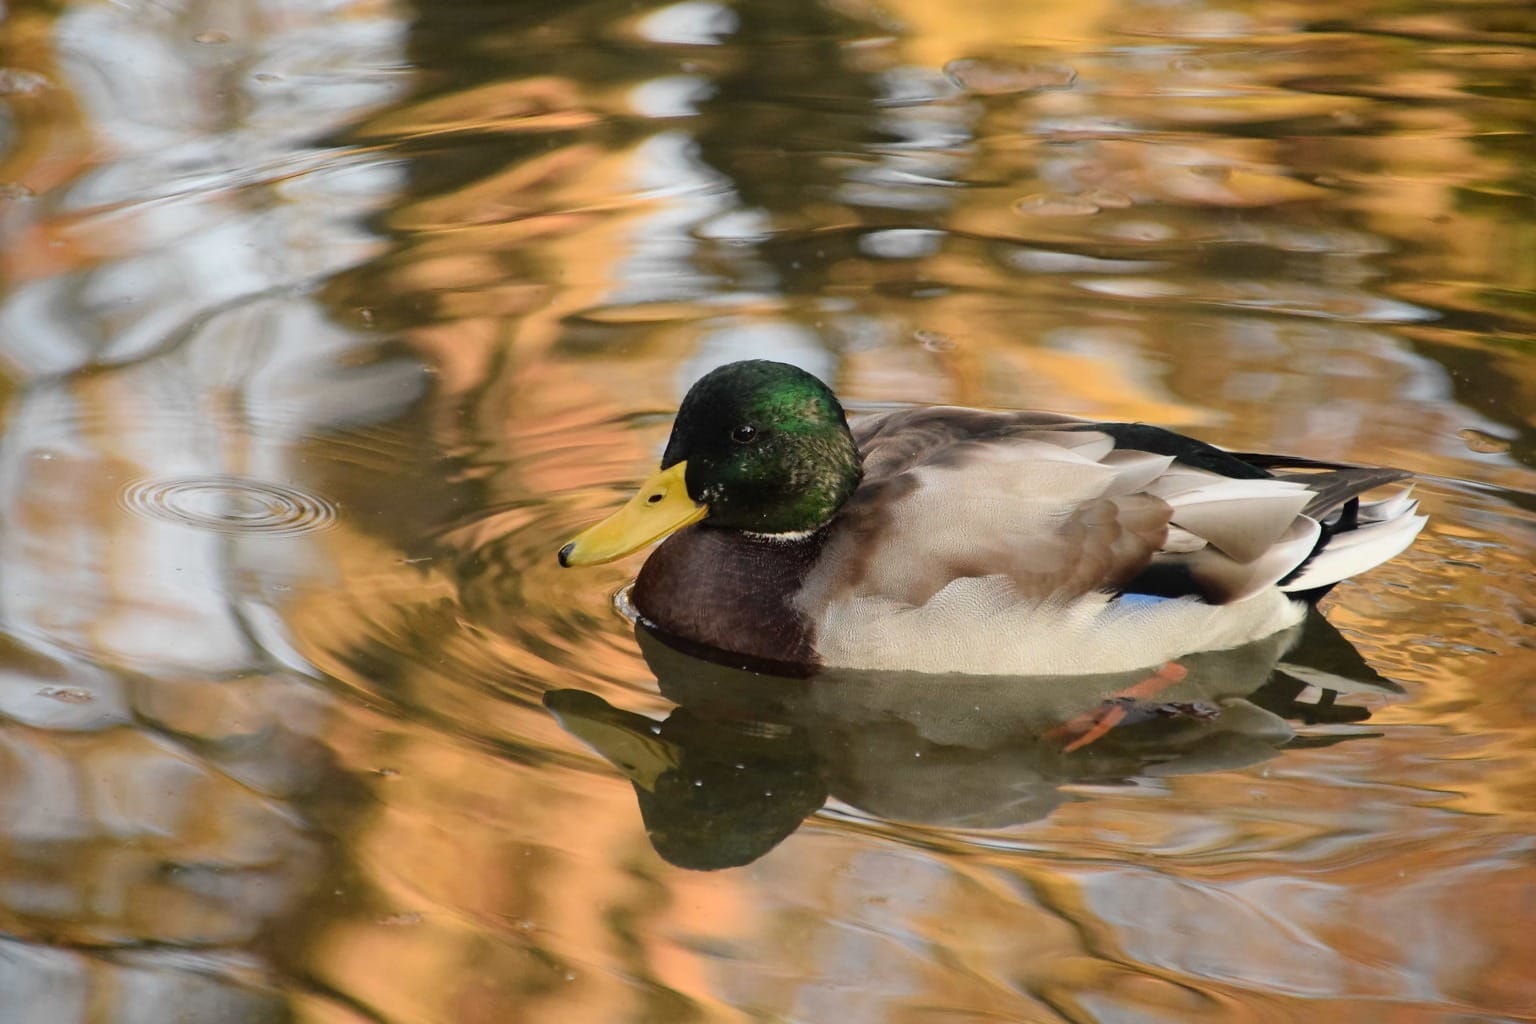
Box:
(631, 527), (826, 666)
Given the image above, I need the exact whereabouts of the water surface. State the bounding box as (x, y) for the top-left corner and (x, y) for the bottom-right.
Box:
(1, 0), (1533, 1021)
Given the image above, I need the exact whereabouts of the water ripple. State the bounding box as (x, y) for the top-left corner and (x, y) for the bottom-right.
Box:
(118, 476), (338, 536)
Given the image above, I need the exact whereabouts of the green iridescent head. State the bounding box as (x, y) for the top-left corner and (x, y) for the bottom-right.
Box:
(663, 360), (861, 534)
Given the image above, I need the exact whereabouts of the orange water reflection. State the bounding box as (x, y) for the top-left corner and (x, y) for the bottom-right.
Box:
(1, 0), (1533, 1020)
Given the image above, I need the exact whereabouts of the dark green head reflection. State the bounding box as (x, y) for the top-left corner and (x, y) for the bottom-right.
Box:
(543, 690), (826, 871)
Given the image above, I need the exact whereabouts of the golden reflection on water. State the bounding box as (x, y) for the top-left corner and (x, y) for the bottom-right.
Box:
(0, 0), (1533, 1021)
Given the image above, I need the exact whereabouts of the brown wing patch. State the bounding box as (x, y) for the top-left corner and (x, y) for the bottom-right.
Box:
(808, 408), (1380, 623)
(853, 407), (1091, 482)
(808, 416), (1174, 610)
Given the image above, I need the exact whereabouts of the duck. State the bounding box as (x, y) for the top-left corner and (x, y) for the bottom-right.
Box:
(558, 359), (1425, 676)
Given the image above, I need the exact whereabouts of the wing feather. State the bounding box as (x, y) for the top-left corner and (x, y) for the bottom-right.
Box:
(806, 409), (1419, 619)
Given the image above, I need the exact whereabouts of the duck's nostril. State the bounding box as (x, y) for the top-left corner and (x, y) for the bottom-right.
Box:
(557, 542), (575, 567)
(647, 493), (663, 504)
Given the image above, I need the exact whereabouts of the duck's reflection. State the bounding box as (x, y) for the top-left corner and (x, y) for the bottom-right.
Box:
(546, 611), (1398, 870)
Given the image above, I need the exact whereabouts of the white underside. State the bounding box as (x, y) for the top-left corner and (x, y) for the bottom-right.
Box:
(811, 577), (1307, 676)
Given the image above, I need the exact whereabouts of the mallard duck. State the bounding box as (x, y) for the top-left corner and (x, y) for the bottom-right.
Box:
(558, 360), (1425, 675)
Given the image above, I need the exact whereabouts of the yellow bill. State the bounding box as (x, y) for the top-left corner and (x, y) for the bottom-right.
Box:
(558, 461), (707, 567)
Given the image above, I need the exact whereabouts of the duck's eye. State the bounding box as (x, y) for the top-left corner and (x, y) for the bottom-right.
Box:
(731, 424), (759, 444)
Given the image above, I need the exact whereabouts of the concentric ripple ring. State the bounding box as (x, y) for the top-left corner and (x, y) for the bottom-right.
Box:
(119, 475), (338, 536)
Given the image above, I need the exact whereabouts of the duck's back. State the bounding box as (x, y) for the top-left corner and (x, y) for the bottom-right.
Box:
(792, 407), (1423, 674)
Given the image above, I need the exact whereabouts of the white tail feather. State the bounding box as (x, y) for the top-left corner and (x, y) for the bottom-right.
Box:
(1356, 490), (1417, 523)
(1280, 512), (1427, 592)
